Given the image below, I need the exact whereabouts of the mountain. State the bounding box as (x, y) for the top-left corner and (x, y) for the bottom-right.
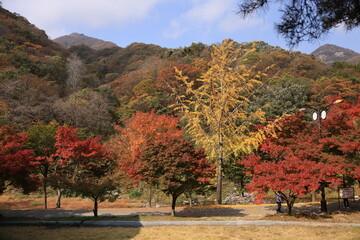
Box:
(1, 4), (359, 136)
(0, 6), (66, 83)
(311, 44), (360, 64)
(54, 33), (118, 50)
(0, 6), (67, 129)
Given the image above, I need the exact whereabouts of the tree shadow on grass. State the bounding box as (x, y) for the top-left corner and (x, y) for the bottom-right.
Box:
(175, 207), (247, 218)
(0, 209), (97, 219)
(0, 210), (142, 239)
(264, 200), (360, 221)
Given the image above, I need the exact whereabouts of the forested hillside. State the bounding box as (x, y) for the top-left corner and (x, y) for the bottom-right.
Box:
(1, 5), (359, 138)
(0, 6), (67, 130)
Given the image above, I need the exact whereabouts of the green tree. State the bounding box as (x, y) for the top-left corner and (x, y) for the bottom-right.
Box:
(175, 39), (275, 204)
(27, 121), (58, 209)
(248, 81), (309, 119)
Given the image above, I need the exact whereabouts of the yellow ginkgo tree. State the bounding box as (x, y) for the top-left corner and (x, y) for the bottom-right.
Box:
(174, 39), (276, 204)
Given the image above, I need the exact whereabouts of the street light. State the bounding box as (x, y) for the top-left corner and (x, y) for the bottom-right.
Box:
(311, 99), (343, 140)
(305, 99), (343, 213)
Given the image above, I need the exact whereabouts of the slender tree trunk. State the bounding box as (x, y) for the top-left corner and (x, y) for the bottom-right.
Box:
(56, 189), (62, 208)
(93, 197), (98, 217)
(148, 186), (152, 207)
(171, 194), (179, 216)
(43, 178), (47, 209)
(216, 131), (223, 205)
(216, 159), (223, 205)
(311, 190), (316, 202)
(189, 193), (193, 208)
(240, 176), (245, 197)
(320, 184), (327, 212)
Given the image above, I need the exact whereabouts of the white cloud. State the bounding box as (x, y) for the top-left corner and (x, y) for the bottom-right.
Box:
(183, 0), (232, 24)
(3, 0), (166, 38)
(217, 14), (262, 33)
(163, 19), (189, 39)
(331, 23), (347, 35)
(163, 0), (262, 39)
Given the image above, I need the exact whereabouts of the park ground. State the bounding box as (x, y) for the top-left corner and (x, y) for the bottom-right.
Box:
(0, 193), (360, 239)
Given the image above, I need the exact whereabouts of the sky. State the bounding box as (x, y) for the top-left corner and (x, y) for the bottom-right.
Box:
(2, 0), (360, 54)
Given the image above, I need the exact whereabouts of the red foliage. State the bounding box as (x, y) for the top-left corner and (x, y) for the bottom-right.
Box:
(320, 97), (360, 178)
(136, 135), (214, 215)
(353, 168), (360, 181)
(55, 126), (113, 172)
(137, 136), (214, 190)
(239, 111), (348, 205)
(242, 153), (343, 204)
(54, 125), (116, 217)
(0, 126), (37, 193)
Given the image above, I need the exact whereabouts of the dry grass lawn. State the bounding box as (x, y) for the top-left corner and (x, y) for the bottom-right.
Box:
(0, 194), (145, 210)
(0, 226), (359, 240)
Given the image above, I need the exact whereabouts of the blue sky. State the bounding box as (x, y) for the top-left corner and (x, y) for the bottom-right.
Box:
(3, 0), (360, 54)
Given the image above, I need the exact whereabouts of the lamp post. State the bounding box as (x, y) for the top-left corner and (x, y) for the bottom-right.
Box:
(306, 99), (343, 213)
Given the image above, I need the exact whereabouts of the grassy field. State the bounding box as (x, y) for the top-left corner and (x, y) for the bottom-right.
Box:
(1, 225), (359, 240)
(0, 194), (146, 210)
(1, 191), (360, 239)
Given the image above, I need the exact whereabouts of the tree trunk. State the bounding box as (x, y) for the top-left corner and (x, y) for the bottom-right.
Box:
(286, 198), (296, 216)
(189, 193), (193, 208)
(93, 197), (98, 217)
(216, 159), (223, 205)
(311, 190), (316, 202)
(216, 134), (223, 205)
(287, 202), (293, 215)
(43, 179), (47, 210)
(147, 186), (152, 207)
(56, 189), (62, 208)
(240, 176), (245, 197)
(320, 184), (327, 212)
(171, 194), (179, 216)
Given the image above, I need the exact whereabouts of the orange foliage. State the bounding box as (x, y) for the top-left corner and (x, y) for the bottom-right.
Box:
(157, 63), (202, 94)
(310, 77), (360, 105)
(111, 111), (182, 182)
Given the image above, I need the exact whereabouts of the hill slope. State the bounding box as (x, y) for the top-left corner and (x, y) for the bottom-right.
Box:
(0, 6), (68, 129)
(311, 44), (360, 64)
(54, 33), (118, 50)
(0, 6), (66, 83)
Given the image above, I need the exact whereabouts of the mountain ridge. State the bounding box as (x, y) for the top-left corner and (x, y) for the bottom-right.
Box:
(311, 44), (360, 64)
(54, 32), (119, 50)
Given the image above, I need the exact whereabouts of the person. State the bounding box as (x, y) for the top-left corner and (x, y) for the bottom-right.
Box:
(275, 191), (284, 213)
(343, 197), (350, 209)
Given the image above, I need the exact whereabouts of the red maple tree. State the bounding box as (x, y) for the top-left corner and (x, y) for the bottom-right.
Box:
(0, 126), (37, 194)
(240, 112), (345, 215)
(54, 125), (117, 217)
(320, 97), (360, 183)
(111, 111), (214, 212)
(136, 136), (214, 216)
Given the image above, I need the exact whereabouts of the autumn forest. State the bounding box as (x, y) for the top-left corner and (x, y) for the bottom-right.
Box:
(0, 5), (359, 217)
